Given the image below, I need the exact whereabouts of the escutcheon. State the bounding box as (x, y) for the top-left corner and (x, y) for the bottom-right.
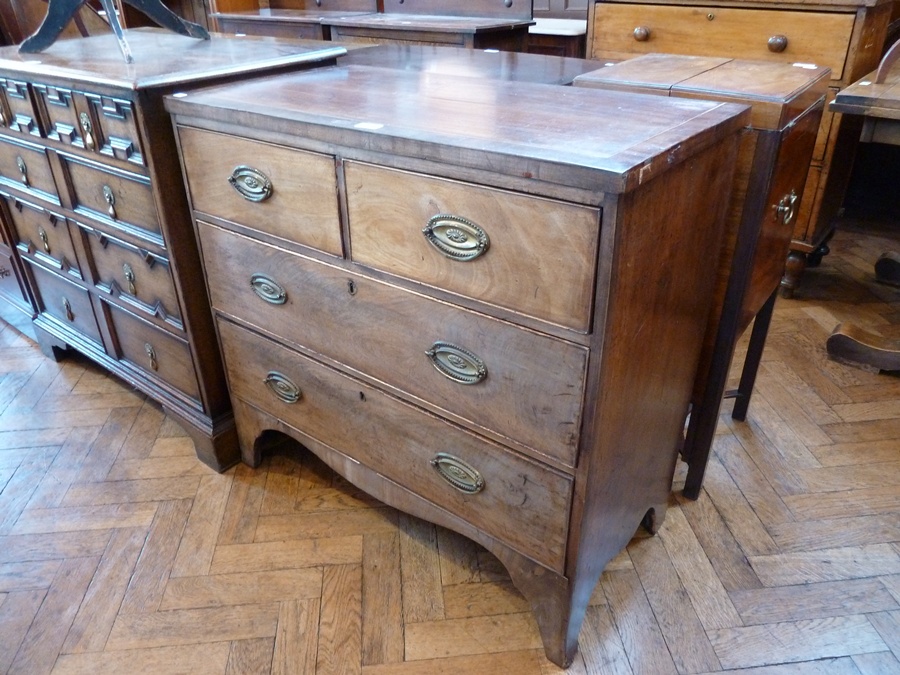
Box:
(430, 453), (485, 494)
(425, 341), (487, 385)
(423, 214), (489, 261)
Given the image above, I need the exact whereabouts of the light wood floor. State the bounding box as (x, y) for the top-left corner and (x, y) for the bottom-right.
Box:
(1, 223), (899, 674)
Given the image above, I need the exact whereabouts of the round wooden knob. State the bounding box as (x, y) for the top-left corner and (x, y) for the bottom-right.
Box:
(768, 35), (788, 53)
(633, 26), (651, 42)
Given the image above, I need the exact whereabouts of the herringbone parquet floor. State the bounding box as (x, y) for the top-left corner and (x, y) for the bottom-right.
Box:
(0, 222), (898, 674)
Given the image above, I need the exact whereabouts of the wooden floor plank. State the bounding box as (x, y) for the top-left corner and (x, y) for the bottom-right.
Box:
(209, 537), (363, 575)
(316, 563), (363, 675)
(361, 531), (404, 666)
(748, 544), (900, 586)
(272, 598), (319, 675)
(170, 473), (233, 578)
(52, 643), (233, 675)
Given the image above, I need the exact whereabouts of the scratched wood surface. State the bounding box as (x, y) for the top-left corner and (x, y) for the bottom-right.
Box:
(0, 223), (898, 674)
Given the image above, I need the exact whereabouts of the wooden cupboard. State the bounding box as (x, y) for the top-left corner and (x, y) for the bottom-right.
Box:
(586, 0), (894, 294)
(166, 64), (748, 666)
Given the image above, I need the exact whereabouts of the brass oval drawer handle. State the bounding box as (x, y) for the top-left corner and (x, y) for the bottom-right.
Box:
(425, 341), (487, 385)
(768, 34), (788, 53)
(123, 263), (136, 295)
(102, 185), (117, 220)
(80, 112), (95, 151)
(422, 214), (490, 261)
(264, 371), (301, 403)
(250, 273), (287, 305)
(774, 190), (798, 225)
(431, 453), (485, 494)
(229, 165), (273, 202)
(145, 343), (158, 371)
(16, 156), (28, 186)
(38, 226), (50, 254)
(633, 26), (651, 42)
(62, 296), (73, 321)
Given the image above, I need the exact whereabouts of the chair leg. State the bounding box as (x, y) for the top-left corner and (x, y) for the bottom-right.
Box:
(731, 288), (777, 422)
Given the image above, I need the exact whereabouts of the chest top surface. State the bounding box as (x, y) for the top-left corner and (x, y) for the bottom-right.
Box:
(165, 64), (748, 193)
(0, 28), (346, 91)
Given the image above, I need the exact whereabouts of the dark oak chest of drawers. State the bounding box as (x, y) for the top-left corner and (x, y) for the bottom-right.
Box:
(167, 64), (748, 666)
(0, 29), (344, 470)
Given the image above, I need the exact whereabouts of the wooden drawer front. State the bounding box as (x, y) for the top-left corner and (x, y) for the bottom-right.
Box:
(0, 78), (41, 137)
(200, 222), (587, 467)
(0, 135), (59, 201)
(218, 318), (572, 572)
(31, 84), (85, 150)
(177, 127), (342, 255)
(29, 263), (103, 345)
(591, 4), (854, 81)
(107, 303), (201, 401)
(0, 248), (30, 311)
(3, 194), (79, 274)
(216, 17), (327, 40)
(78, 221), (182, 325)
(61, 153), (160, 240)
(328, 27), (466, 46)
(84, 93), (144, 166)
(345, 162), (600, 332)
(743, 108), (819, 325)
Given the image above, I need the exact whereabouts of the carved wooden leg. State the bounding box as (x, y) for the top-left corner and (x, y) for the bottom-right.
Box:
(780, 250), (808, 298)
(162, 405), (240, 472)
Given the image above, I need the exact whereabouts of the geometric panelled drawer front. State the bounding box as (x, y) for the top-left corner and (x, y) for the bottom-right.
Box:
(28, 262), (103, 346)
(0, 135), (59, 202)
(0, 77), (41, 137)
(3, 193), (80, 275)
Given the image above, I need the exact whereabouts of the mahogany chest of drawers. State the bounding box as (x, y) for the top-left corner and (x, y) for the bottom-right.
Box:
(586, 0), (894, 294)
(574, 54), (829, 496)
(0, 29), (344, 470)
(166, 64), (748, 665)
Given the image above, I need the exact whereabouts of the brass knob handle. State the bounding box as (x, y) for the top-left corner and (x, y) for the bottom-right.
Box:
(250, 273), (287, 305)
(422, 214), (489, 261)
(62, 296), (73, 321)
(38, 226), (50, 253)
(633, 26), (651, 42)
(79, 112), (95, 151)
(425, 341), (487, 385)
(123, 263), (136, 295)
(229, 165), (273, 202)
(145, 343), (158, 371)
(774, 190), (798, 225)
(431, 453), (485, 494)
(102, 185), (117, 220)
(16, 156), (28, 186)
(264, 371), (301, 403)
(768, 35), (788, 53)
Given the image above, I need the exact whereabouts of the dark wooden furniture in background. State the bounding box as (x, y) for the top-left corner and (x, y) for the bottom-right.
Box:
(0, 0), (110, 46)
(826, 45), (900, 371)
(526, 18), (587, 58)
(586, 0), (894, 296)
(211, 0), (533, 50)
(166, 64), (748, 666)
(0, 29), (344, 470)
(575, 54), (829, 497)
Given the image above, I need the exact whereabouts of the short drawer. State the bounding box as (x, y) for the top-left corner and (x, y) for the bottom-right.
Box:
(177, 126), (342, 255)
(0, 135), (59, 201)
(590, 4), (854, 81)
(60, 153), (160, 240)
(77, 220), (182, 325)
(29, 263), (103, 346)
(345, 162), (600, 332)
(214, 16), (328, 40)
(2, 193), (79, 274)
(200, 222), (588, 467)
(0, 78), (41, 137)
(107, 303), (201, 402)
(218, 318), (572, 573)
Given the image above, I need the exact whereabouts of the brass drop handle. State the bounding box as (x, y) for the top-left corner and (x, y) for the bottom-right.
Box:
(422, 214), (490, 261)
(229, 165), (273, 202)
(38, 226), (50, 253)
(62, 296), (73, 321)
(250, 273), (287, 304)
(775, 190), (798, 225)
(80, 112), (95, 151)
(16, 156), (28, 186)
(145, 343), (158, 371)
(425, 341), (487, 385)
(102, 185), (117, 220)
(0, 266), (9, 278)
(431, 453), (485, 494)
(633, 26), (651, 42)
(123, 263), (136, 295)
(768, 35), (788, 53)
(264, 371), (302, 403)
(0, 107), (6, 126)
